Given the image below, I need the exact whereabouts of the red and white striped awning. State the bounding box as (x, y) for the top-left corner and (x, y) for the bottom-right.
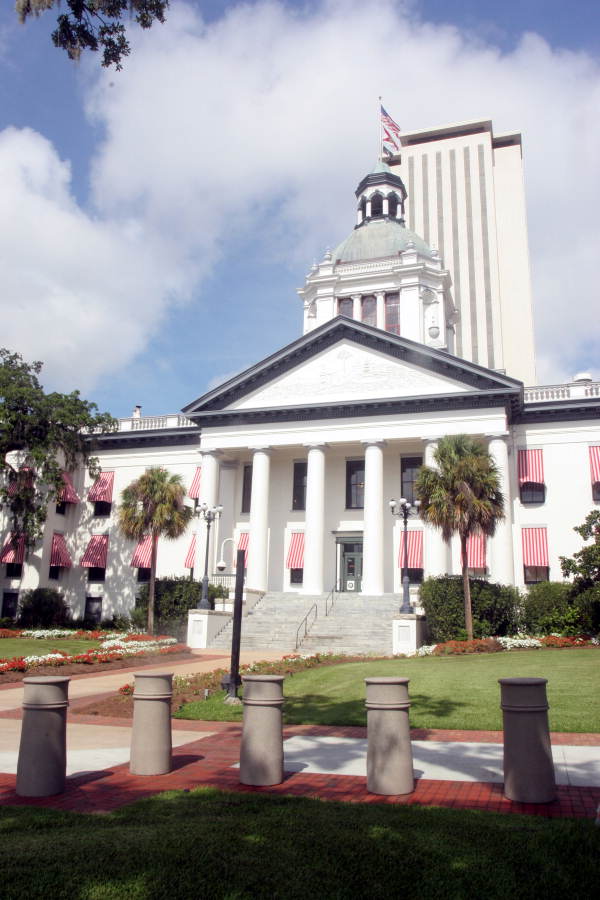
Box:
(88, 472), (114, 503)
(589, 446), (600, 484)
(50, 533), (72, 568)
(286, 532), (305, 568)
(131, 535), (153, 568)
(398, 530), (423, 568)
(80, 534), (109, 568)
(467, 533), (486, 568)
(184, 534), (197, 569)
(188, 467), (202, 499)
(522, 528), (549, 567)
(59, 472), (80, 504)
(0, 533), (25, 564)
(236, 532), (249, 567)
(518, 449), (544, 485)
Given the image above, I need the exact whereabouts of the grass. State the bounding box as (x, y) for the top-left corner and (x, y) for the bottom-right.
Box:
(174, 649), (600, 732)
(0, 638), (103, 659)
(0, 789), (598, 900)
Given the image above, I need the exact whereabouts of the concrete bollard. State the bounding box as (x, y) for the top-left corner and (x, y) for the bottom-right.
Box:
(240, 675), (284, 786)
(130, 672), (173, 776)
(365, 677), (414, 796)
(16, 676), (70, 797)
(499, 677), (556, 803)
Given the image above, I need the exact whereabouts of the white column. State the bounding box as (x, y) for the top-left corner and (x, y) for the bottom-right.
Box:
(196, 451), (221, 577)
(362, 441), (385, 595)
(487, 433), (514, 584)
(302, 444), (326, 594)
(365, 198), (372, 218)
(423, 439), (448, 576)
(246, 448), (271, 593)
(351, 294), (361, 322)
(382, 196), (389, 216)
(376, 291), (385, 330)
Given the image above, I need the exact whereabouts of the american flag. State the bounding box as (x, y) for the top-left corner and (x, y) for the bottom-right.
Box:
(381, 105), (401, 154)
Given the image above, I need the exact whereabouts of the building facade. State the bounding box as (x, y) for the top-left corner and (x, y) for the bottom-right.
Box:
(1, 119), (599, 624)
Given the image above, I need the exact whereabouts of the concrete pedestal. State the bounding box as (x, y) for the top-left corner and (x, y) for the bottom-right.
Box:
(186, 609), (231, 648)
(240, 675), (284, 786)
(365, 677), (414, 795)
(130, 672), (173, 776)
(392, 614), (428, 655)
(499, 677), (556, 803)
(16, 676), (70, 797)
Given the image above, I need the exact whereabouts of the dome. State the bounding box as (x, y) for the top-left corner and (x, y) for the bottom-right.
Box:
(333, 217), (435, 264)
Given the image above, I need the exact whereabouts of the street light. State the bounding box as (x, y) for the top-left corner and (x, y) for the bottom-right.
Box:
(216, 537), (235, 572)
(389, 497), (421, 614)
(195, 502), (223, 610)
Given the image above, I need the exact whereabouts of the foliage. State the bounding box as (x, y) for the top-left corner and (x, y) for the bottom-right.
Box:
(419, 576), (519, 642)
(118, 467), (193, 633)
(17, 587), (70, 628)
(521, 581), (573, 635)
(135, 576), (228, 636)
(571, 584), (600, 635)
(416, 434), (504, 640)
(560, 510), (600, 588)
(16, 0), (168, 69)
(0, 348), (115, 546)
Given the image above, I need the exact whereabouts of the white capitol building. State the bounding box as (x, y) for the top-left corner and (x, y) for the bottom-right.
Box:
(2, 119), (599, 650)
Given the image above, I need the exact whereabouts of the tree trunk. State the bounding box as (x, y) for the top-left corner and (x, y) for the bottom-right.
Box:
(461, 534), (473, 641)
(147, 534), (158, 636)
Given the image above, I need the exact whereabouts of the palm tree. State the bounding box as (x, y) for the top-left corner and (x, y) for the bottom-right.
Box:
(415, 435), (504, 641)
(118, 467), (193, 635)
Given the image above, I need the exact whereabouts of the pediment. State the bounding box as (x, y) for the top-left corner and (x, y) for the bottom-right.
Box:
(226, 340), (468, 410)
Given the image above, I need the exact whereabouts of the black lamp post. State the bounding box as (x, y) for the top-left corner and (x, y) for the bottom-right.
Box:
(195, 502), (223, 610)
(389, 498), (421, 614)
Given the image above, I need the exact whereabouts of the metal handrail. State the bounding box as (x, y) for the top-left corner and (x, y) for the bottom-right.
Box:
(295, 603), (318, 650)
(324, 586), (336, 617)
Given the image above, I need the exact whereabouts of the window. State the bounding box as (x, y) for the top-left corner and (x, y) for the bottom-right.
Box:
(385, 293), (400, 335)
(338, 297), (353, 318)
(84, 597), (102, 624)
(48, 565), (61, 581)
(346, 460), (365, 509)
(55, 501), (67, 515)
(400, 456), (423, 505)
(87, 567), (106, 583)
(2, 591), (18, 619)
(520, 482), (546, 504)
(593, 482), (600, 502)
(292, 461), (307, 511)
(370, 193), (383, 217)
(468, 567), (488, 578)
(241, 464), (252, 514)
(524, 566), (549, 584)
(290, 568), (303, 585)
(388, 194), (398, 218)
(5, 563), (23, 579)
(137, 567), (151, 583)
(406, 568), (424, 584)
(361, 295), (376, 327)
(94, 501), (112, 517)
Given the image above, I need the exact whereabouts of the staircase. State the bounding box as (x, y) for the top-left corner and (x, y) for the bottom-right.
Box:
(208, 591), (403, 655)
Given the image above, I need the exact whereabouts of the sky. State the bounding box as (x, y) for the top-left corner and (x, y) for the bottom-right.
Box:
(1, 0), (599, 418)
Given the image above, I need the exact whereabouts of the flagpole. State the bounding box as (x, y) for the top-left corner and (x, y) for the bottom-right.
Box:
(378, 96), (382, 161)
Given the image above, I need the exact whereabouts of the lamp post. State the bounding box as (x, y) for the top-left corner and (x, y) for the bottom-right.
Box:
(195, 502), (223, 610)
(389, 498), (421, 614)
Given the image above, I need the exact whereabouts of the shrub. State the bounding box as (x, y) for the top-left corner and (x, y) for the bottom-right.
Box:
(521, 581), (573, 635)
(571, 585), (600, 635)
(419, 576), (520, 643)
(135, 578), (228, 637)
(17, 588), (70, 628)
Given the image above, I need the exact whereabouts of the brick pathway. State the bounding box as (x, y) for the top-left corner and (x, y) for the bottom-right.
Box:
(1, 719), (598, 820)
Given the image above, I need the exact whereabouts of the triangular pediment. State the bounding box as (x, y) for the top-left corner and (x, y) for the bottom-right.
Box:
(182, 318), (522, 420)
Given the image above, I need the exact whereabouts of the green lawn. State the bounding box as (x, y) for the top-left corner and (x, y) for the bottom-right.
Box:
(175, 649), (600, 732)
(0, 789), (598, 900)
(0, 638), (103, 659)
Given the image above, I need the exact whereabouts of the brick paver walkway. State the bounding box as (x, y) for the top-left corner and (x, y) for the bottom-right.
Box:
(1, 718), (598, 820)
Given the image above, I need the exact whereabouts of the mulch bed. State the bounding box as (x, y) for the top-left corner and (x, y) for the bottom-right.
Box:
(0, 651), (194, 685)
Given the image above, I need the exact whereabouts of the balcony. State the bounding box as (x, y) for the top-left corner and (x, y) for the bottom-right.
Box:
(116, 414), (195, 432)
(524, 381), (600, 404)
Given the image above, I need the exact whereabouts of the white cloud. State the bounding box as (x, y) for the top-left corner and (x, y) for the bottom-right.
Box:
(3, 2), (599, 390)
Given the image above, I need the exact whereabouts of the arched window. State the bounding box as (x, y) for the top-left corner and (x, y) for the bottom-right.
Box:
(370, 193), (383, 217)
(385, 292), (400, 335)
(361, 295), (376, 327)
(388, 193), (398, 218)
(338, 297), (353, 318)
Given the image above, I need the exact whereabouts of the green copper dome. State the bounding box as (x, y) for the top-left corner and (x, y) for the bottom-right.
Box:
(333, 218), (435, 264)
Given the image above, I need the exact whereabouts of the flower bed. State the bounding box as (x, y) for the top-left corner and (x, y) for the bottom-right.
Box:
(0, 634), (182, 674)
(413, 634), (600, 657)
(0, 628), (112, 640)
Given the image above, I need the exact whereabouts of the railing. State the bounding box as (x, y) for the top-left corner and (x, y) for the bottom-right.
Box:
(324, 586), (336, 617)
(295, 603), (318, 650)
(524, 381), (600, 403)
(210, 573), (236, 590)
(116, 414), (195, 432)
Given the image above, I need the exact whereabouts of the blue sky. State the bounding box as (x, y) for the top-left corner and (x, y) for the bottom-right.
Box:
(1, 1), (599, 417)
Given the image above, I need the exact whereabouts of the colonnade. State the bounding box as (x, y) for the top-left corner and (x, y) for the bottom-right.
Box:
(198, 433), (514, 595)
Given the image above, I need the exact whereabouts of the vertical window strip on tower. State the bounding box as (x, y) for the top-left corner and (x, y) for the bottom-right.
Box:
(449, 148), (462, 357)
(463, 145), (479, 364)
(478, 143), (495, 368)
(421, 154), (430, 244)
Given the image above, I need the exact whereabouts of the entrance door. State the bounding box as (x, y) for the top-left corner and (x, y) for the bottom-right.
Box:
(342, 551), (362, 592)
